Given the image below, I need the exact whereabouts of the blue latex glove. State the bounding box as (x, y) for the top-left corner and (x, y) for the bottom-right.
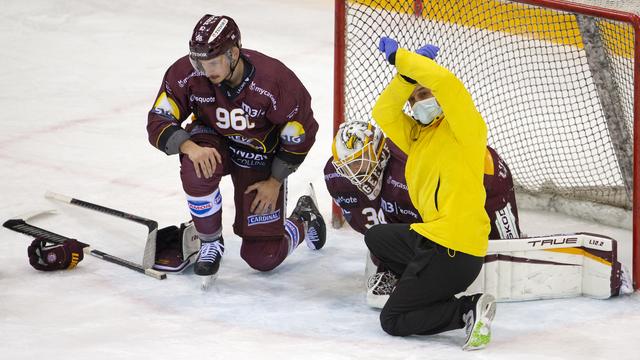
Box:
(415, 44), (439, 60)
(378, 36), (399, 65)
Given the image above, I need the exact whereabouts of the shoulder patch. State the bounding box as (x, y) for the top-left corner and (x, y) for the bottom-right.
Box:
(152, 92), (181, 121)
(280, 121), (306, 145)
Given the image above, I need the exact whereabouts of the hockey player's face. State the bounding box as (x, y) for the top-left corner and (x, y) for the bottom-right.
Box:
(199, 54), (232, 84)
(347, 148), (372, 176)
(408, 86), (434, 106)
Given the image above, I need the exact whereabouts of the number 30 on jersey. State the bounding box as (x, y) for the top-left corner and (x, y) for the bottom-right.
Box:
(216, 108), (255, 130)
(363, 207), (386, 229)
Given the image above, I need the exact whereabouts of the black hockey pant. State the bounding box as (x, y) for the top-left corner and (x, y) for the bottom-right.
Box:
(364, 224), (483, 337)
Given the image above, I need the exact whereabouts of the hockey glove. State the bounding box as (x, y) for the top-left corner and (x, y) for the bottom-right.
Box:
(27, 238), (86, 271)
(378, 36), (399, 65)
(415, 44), (439, 60)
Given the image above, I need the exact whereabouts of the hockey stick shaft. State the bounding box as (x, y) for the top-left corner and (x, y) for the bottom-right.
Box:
(45, 191), (157, 231)
(44, 191), (159, 269)
(2, 219), (166, 280)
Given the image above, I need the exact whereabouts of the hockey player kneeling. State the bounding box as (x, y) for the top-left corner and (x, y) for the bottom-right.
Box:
(152, 221), (201, 273)
(27, 238), (86, 271)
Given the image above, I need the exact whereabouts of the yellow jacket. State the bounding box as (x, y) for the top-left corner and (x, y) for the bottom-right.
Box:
(372, 48), (490, 257)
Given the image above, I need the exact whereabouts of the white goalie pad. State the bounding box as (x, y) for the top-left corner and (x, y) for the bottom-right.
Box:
(461, 233), (628, 301)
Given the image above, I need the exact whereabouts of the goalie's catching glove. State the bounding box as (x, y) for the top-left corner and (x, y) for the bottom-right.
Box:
(27, 238), (86, 271)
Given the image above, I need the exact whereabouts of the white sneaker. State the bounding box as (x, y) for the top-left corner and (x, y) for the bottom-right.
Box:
(462, 293), (496, 351)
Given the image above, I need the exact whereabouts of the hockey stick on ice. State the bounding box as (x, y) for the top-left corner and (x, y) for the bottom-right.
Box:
(44, 191), (158, 270)
(2, 218), (166, 280)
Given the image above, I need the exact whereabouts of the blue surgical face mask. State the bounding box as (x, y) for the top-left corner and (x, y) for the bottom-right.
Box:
(411, 97), (443, 125)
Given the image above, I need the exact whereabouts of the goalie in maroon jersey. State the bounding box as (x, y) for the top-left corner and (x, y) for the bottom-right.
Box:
(147, 14), (325, 279)
(324, 120), (521, 306)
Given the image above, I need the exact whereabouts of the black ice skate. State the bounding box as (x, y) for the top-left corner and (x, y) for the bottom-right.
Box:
(194, 238), (224, 276)
(290, 185), (326, 250)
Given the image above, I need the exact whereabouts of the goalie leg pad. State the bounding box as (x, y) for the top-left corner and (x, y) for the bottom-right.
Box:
(462, 233), (627, 301)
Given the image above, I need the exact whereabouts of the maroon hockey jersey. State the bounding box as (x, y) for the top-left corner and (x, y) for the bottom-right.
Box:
(325, 141), (520, 239)
(147, 49), (318, 167)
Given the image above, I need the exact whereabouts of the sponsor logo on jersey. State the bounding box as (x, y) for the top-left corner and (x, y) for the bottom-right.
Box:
(248, 209), (281, 226)
(229, 145), (270, 169)
(151, 92), (180, 121)
(178, 70), (205, 88)
(227, 135), (264, 151)
(241, 102), (265, 118)
(280, 121), (306, 145)
(249, 81), (277, 110)
(190, 94), (215, 104)
(386, 177), (408, 191)
(324, 172), (341, 180)
(336, 195), (358, 206)
(286, 105), (299, 120)
(381, 198), (418, 219)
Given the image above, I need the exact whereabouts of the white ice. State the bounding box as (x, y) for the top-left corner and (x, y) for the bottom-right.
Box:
(0, 1), (638, 359)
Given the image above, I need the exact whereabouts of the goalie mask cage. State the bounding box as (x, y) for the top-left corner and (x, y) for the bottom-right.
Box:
(333, 0), (640, 289)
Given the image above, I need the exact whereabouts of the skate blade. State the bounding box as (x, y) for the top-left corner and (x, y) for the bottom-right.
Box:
(200, 273), (218, 291)
(308, 183), (319, 207)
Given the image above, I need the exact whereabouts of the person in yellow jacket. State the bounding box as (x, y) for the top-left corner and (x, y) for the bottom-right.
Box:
(364, 37), (496, 351)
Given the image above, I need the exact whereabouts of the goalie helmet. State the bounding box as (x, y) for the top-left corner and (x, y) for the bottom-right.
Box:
(332, 121), (388, 198)
(189, 15), (241, 69)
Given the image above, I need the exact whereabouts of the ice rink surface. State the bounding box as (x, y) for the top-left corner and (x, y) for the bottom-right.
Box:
(1, 1), (639, 359)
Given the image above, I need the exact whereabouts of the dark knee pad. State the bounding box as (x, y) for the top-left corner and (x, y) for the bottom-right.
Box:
(379, 310), (405, 337)
(240, 237), (289, 272)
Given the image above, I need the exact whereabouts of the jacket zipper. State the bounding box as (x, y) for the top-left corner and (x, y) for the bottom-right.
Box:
(434, 177), (440, 211)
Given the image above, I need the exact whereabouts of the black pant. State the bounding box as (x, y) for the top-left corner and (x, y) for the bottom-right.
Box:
(364, 224), (483, 337)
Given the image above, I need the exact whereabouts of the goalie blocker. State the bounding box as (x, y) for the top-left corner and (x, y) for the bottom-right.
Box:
(152, 221), (200, 273)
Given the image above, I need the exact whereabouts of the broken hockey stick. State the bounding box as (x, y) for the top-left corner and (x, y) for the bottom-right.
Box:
(2, 217), (166, 280)
(44, 191), (158, 270)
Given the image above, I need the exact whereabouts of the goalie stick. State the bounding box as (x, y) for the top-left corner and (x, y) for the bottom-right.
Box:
(45, 191), (158, 270)
(2, 216), (166, 280)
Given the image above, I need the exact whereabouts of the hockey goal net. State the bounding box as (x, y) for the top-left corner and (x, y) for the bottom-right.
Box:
(333, 0), (640, 289)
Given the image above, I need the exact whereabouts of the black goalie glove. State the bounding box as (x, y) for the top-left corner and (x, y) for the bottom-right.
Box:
(153, 221), (200, 273)
(27, 238), (87, 271)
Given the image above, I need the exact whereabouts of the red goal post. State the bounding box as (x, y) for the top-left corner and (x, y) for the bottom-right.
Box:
(333, 0), (640, 289)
